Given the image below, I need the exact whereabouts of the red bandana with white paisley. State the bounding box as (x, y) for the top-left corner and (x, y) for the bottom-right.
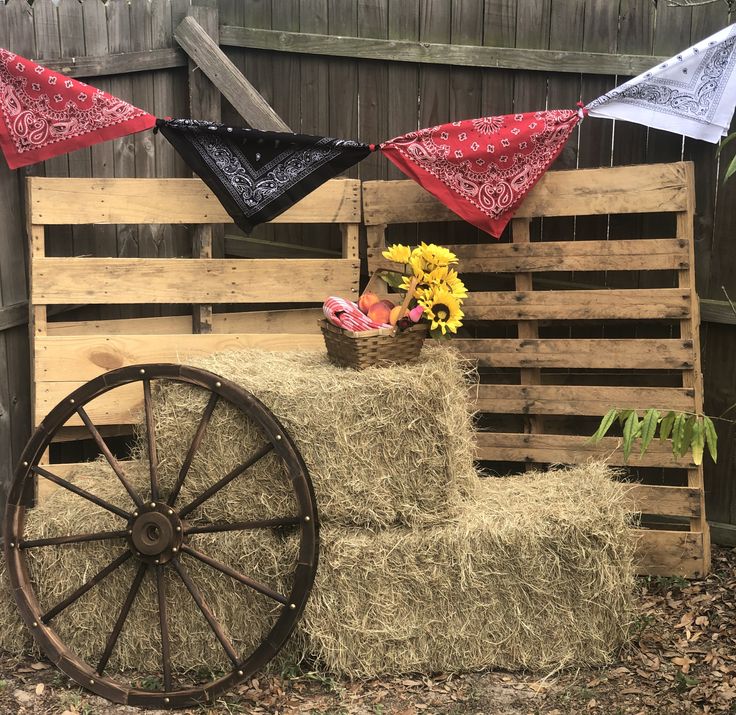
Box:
(0, 48), (156, 169)
(380, 110), (580, 238)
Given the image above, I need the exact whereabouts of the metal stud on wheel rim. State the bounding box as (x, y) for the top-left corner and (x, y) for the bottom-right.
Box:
(3, 364), (319, 709)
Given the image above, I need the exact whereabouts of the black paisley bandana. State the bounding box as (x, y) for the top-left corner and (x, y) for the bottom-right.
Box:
(156, 119), (372, 232)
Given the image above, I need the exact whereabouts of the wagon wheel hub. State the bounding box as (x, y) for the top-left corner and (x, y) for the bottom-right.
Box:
(129, 504), (183, 564)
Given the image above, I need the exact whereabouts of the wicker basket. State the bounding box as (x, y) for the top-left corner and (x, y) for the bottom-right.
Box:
(321, 269), (428, 369)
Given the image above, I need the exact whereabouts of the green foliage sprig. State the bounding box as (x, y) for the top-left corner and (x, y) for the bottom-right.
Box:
(590, 409), (717, 465)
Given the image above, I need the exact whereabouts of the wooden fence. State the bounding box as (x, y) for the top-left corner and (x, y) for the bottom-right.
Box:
(1, 0), (736, 539)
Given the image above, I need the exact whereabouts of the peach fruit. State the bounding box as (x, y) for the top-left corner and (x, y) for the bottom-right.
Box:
(367, 299), (395, 325)
(358, 291), (381, 314)
(389, 305), (404, 326)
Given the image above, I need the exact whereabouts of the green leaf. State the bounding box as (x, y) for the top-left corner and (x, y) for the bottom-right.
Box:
(381, 272), (406, 290)
(716, 131), (736, 158)
(703, 415), (718, 464)
(622, 410), (640, 463)
(617, 409), (634, 428)
(691, 418), (704, 466)
(640, 408), (660, 457)
(671, 413), (686, 459)
(659, 411), (676, 442)
(680, 415), (696, 458)
(590, 408), (619, 443)
(724, 153), (736, 184)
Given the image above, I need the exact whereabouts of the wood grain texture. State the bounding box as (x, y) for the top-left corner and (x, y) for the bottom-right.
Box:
(471, 384), (696, 416)
(458, 288), (690, 320)
(175, 15), (291, 131)
(35, 334), (325, 382)
(219, 25), (667, 76)
(33, 258), (359, 305)
(369, 238), (690, 273)
(474, 432), (694, 468)
(455, 338), (693, 370)
(29, 177), (362, 225)
(361, 163), (692, 224)
(627, 485), (702, 519)
(46, 308), (324, 336)
(634, 530), (705, 579)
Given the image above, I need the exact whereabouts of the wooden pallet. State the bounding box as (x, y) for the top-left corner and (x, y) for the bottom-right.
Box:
(364, 161), (709, 578)
(28, 176), (360, 498)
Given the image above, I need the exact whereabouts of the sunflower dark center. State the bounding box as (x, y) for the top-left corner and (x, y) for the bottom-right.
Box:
(434, 304), (450, 320)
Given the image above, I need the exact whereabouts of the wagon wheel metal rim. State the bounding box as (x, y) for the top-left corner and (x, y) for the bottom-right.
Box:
(3, 364), (319, 710)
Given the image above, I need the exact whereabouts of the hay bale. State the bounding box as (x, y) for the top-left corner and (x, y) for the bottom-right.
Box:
(0, 462), (634, 676)
(146, 345), (478, 528)
(301, 463), (637, 677)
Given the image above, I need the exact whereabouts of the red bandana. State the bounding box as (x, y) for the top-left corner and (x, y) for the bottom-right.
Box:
(380, 110), (580, 238)
(0, 48), (156, 169)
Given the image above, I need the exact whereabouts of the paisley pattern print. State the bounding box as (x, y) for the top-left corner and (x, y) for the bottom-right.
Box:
(0, 48), (155, 169)
(379, 110), (579, 238)
(157, 119), (372, 233)
(586, 24), (736, 143)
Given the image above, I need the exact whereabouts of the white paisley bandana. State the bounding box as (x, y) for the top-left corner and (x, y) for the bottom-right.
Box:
(586, 24), (736, 143)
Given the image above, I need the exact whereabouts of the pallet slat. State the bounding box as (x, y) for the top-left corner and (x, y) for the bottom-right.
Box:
(369, 238), (690, 273)
(460, 289), (690, 320)
(455, 338), (693, 369)
(634, 529), (705, 578)
(46, 308), (324, 336)
(35, 334), (325, 382)
(627, 485), (701, 518)
(474, 432), (694, 468)
(362, 162), (691, 224)
(33, 258), (359, 304)
(29, 177), (362, 225)
(472, 384), (696, 416)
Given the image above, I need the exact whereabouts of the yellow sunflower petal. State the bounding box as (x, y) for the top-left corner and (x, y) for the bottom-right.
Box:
(382, 243), (412, 265)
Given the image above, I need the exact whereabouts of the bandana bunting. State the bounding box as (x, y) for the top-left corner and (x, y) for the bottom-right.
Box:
(156, 119), (372, 233)
(379, 110), (579, 238)
(585, 23), (736, 143)
(0, 48), (156, 169)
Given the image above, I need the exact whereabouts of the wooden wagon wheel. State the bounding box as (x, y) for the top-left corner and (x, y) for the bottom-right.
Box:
(3, 364), (319, 709)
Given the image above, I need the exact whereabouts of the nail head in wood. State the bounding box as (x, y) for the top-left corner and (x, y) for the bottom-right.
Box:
(289, 603), (296, 610)
(304, 516), (310, 522)
(32, 621), (38, 627)
(275, 435), (282, 440)
(215, 381), (221, 388)
(139, 369), (145, 375)
(22, 461), (28, 467)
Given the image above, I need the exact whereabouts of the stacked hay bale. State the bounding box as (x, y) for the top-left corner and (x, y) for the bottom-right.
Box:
(0, 346), (636, 677)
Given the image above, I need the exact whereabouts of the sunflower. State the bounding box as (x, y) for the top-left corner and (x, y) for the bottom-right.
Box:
(382, 243), (412, 265)
(418, 242), (458, 269)
(441, 268), (468, 299)
(422, 266), (468, 299)
(419, 287), (464, 335)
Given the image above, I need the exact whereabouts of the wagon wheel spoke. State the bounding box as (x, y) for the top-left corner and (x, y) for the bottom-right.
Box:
(167, 392), (218, 507)
(32, 466), (132, 520)
(142, 379), (159, 502)
(172, 559), (239, 666)
(156, 565), (173, 692)
(180, 544), (288, 605)
(76, 405), (144, 508)
(178, 442), (274, 518)
(97, 562), (147, 676)
(20, 530), (129, 549)
(184, 516), (301, 535)
(41, 551), (132, 624)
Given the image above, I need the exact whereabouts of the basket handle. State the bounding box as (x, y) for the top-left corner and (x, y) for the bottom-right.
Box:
(363, 268), (418, 322)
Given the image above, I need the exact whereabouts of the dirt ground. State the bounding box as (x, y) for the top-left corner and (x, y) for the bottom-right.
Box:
(0, 545), (734, 715)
